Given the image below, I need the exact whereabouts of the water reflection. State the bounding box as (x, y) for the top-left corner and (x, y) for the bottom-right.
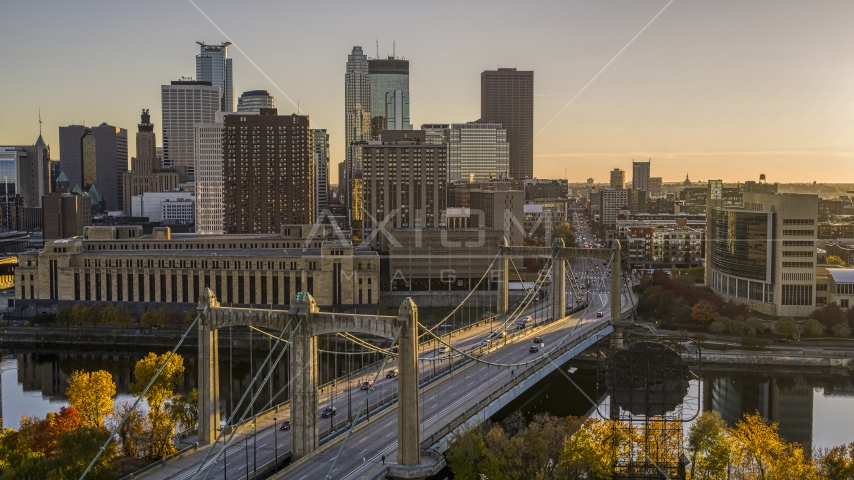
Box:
(0, 345), (381, 430)
(494, 361), (854, 450)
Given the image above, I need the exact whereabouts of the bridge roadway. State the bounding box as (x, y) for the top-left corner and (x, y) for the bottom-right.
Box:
(142, 260), (624, 480)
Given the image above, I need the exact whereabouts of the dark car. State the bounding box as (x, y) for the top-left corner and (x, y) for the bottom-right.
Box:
(533, 337), (543, 343)
(774, 338), (791, 344)
(360, 381), (373, 390)
(385, 369), (398, 378)
(320, 406), (337, 418)
(279, 420), (291, 430)
(530, 345), (540, 353)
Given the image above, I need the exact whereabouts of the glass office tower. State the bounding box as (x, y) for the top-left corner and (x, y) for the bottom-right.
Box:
(196, 41), (234, 112)
(369, 56), (409, 140)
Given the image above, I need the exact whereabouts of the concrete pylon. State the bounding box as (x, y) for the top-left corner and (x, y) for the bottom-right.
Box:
(198, 289), (221, 445)
(397, 297), (421, 466)
(497, 237), (509, 316)
(290, 292), (319, 460)
(551, 238), (566, 321)
(610, 240), (629, 349)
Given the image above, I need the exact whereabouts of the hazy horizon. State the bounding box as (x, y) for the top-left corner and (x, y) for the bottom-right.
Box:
(2, 0), (852, 184)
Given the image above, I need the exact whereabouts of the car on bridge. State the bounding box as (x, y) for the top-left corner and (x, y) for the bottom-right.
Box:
(385, 369), (398, 378)
(597, 311), (604, 317)
(439, 346), (447, 354)
(279, 420), (291, 430)
(529, 345), (540, 353)
(320, 406), (337, 418)
(533, 337), (543, 343)
(360, 381), (373, 390)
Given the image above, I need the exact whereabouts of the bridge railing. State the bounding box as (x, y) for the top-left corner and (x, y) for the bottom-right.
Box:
(315, 304), (596, 440)
(420, 321), (612, 450)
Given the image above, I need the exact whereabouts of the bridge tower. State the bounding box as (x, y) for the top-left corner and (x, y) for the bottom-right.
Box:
(197, 291), (424, 467)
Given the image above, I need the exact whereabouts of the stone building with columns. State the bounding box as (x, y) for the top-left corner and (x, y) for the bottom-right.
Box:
(15, 224), (379, 316)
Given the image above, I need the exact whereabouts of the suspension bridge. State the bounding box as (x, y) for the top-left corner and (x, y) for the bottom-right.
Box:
(91, 239), (637, 480)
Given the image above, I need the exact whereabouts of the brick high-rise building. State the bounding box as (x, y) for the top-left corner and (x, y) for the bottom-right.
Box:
(223, 109), (314, 233)
(481, 68), (534, 179)
(361, 130), (447, 248)
(610, 168), (626, 189)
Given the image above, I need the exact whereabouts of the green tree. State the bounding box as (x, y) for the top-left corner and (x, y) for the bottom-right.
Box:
(819, 442), (854, 479)
(71, 303), (88, 326)
(803, 318), (826, 337)
(86, 303), (103, 328)
(141, 307), (167, 328)
(183, 307), (199, 325)
(775, 316), (798, 337)
(113, 305), (135, 328)
(691, 301), (719, 324)
(687, 411), (731, 479)
(58, 305), (74, 330)
(66, 370), (116, 428)
(552, 222), (577, 247)
(832, 323), (851, 338)
(826, 254), (846, 267)
(98, 304), (117, 326)
(168, 388), (199, 431)
(32, 312), (57, 326)
(49, 425), (119, 480)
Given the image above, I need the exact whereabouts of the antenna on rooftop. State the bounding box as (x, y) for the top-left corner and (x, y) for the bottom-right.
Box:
(393, 40), (396, 58)
(376, 39), (378, 58)
(39, 107), (42, 136)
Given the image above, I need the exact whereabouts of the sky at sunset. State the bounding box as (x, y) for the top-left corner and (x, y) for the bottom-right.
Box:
(1, 0), (853, 184)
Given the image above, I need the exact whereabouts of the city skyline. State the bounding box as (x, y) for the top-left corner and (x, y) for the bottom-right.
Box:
(2, 0), (853, 183)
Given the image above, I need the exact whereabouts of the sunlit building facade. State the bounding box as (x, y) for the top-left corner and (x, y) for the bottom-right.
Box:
(448, 123), (509, 182)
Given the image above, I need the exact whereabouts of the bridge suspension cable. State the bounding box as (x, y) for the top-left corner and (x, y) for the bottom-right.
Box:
(79, 289), (209, 480)
(193, 316), (300, 480)
(415, 251), (628, 370)
(325, 325), (404, 479)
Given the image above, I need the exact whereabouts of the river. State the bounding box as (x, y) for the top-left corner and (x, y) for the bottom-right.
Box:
(493, 359), (854, 451)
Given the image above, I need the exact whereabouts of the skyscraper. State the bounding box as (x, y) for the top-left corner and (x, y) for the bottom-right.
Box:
(236, 90), (275, 113)
(344, 46), (371, 216)
(361, 130), (447, 248)
(0, 134), (51, 209)
(633, 159), (650, 192)
(385, 90), (412, 131)
(195, 41), (234, 112)
(161, 80), (220, 182)
(448, 123), (510, 182)
(59, 123), (128, 211)
(194, 112), (229, 234)
(312, 129), (330, 218)
(610, 168), (626, 189)
(223, 109), (315, 233)
(481, 68), (534, 179)
(132, 109), (158, 173)
(369, 56), (409, 140)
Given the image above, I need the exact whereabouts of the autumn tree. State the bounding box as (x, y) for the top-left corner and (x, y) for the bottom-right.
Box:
(130, 352), (185, 458)
(728, 412), (816, 479)
(811, 303), (847, 330)
(687, 411), (731, 479)
(66, 370), (116, 428)
(818, 442), (854, 480)
(826, 255), (846, 267)
(552, 222), (577, 247)
(111, 401), (148, 458)
(99, 303), (117, 326)
(691, 301), (719, 324)
(49, 425), (119, 480)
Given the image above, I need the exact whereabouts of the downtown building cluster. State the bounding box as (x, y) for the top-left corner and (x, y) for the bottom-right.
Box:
(11, 41), (576, 317)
